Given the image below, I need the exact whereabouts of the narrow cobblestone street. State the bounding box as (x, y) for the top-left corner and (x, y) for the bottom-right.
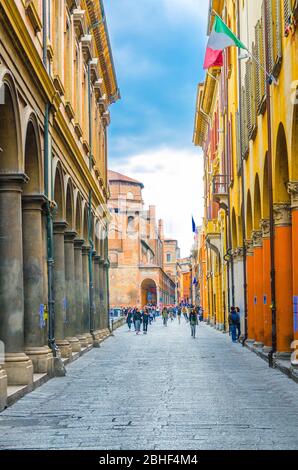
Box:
(0, 319), (298, 450)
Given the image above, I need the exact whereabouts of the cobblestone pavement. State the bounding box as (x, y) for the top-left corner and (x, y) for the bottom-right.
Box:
(0, 319), (298, 450)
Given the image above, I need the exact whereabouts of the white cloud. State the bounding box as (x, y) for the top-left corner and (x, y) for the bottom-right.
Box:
(109, 147), (204, 257)
(162, 0), (209, 23)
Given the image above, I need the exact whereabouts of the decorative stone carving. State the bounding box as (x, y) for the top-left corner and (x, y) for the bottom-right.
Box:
(252, 230), (263, 248)
(234, 247), (244, 259)
(260, 219), (270, 239)
(245, 239), (254, 255)
(273, 203), (292, 226)
(73, 9), (85, 40)
(287, 182), (298, 210)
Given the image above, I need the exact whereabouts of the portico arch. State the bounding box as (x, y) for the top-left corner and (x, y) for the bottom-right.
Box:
(141, 278), (157, 306)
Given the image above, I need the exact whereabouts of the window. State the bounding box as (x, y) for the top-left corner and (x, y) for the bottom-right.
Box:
(166, 253), (171, 263)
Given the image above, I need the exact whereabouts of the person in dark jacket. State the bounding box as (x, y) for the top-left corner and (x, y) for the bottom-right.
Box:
(228, 307), (240, 343)
(142, 308), (150, 334)
(189, 309), (199, 338)
(235, 307), (241, 340)
(133, 308), (142, 335)
(126, 309), (133, 331)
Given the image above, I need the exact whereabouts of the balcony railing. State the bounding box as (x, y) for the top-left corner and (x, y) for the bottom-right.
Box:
(212, 174), (229, 201)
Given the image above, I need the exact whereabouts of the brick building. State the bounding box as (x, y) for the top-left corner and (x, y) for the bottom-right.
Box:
(108, 170), (176, 308)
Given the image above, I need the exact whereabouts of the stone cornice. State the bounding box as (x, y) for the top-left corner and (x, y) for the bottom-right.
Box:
(252, 230), (263, 248)
(287, 182), (298, 210)
(260, 219), (270, 239)
(273, 203), (292, 226)
(245, 239), (254, 255)
(1, 0), (61, 111)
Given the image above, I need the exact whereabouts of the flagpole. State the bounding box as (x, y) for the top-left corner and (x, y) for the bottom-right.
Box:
(210, 9), (276, 84)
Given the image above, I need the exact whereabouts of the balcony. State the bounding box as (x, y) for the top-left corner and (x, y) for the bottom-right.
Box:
(212, 174), (229, 203)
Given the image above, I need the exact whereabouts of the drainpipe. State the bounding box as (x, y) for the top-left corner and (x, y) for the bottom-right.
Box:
(264, 0), (277, 366)
(87, 61), (95, 337)
(42, 0), (58, 358)
(237, 0), (248, 345)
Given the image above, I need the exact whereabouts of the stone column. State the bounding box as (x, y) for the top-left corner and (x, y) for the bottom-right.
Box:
(245, 239), (255, 342)
(274, 203), (293, 355)
(74, 239), (88, 347)
(233, 248), (244, 337)
(260, 219), (272, 352)
(93, 255), (101, 337)
(288, 182), (298, 348)
(82, 245), (93, 344)
(64, 231), (81, 352)
(22, 195), (52, 373)
(252, 230), (264, 348)
(99, 258), (105, 330)
(103, 260), (110, 330)
(0, 174), (33, 385)
(53, 221), (71, 358)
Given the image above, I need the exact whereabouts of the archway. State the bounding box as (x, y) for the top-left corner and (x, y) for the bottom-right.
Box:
(274, 123), (290, 204)
(74, 192), (82, 238)
(231, 208), (237, 250)
(253, 174), (261, 230)
(246, 190), (253, 240)
(0, 80), (21, 172)
(65, 178), (74, 230)
(53, 162), (65, 222)
(141, 279), (157, 307)
(263, 153), (269, 219)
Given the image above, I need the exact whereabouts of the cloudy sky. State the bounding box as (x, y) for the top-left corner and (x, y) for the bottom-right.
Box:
(104, 0), (209, 256)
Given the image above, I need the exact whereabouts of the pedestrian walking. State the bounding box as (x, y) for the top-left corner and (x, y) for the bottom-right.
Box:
(182, 306), (188, 322)
(236, 307), (241, 340)
(162, 306), (168, 326)
(133, 308), (142, 335)
(228, 307), (240, 343)
(189, 308), (199, 338)
(126, 309), (133, 331)
(142, 308), (150, 334)
(177, 306), (182, 324)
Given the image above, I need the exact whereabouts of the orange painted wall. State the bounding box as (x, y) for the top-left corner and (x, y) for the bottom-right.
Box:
(262, 238), (272, 347)
(254, 246), (264, 344)
(275, 226), (293, 352)
(292, 210), (298, 341)
(247, 252), (255, 340)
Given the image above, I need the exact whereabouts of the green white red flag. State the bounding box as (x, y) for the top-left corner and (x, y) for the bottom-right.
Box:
(203, 14), (247, 69)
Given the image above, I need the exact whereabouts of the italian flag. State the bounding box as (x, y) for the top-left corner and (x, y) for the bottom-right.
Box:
(203, 14), (247, 69)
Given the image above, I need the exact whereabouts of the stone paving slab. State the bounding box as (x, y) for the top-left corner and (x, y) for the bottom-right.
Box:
(0, 319), (297, 450)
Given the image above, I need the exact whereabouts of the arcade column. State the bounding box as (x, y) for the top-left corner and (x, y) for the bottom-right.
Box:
(64, 231), (81, 352)
(273, 203), (293, 355)
(53, 222), (72, 358)
(260, 219), (272, 352)
(0, 174), (33, 385)
(74, 239), (88, 347)
(288, 182), (298, 347)
(245, 239), (255, 343)
(22, 195), (52, 372)
(252, 231), (264, 348)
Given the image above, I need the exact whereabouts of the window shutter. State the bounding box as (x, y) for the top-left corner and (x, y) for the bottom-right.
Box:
(256, 19), (266, 113)
(245, 60), (252, 137)
(262, 0), (273, 74)
(283, 0), (292, 29)
(236, 110), (241, 174)
(250, 49), (257, 137)
(271, 0), (282, 76)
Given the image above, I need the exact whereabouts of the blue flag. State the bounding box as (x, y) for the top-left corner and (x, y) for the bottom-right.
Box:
(192, 216), (196, 233)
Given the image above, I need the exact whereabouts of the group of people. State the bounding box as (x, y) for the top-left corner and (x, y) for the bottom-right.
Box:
(123, 306), (158, 335)
(124, 303), (203, 339)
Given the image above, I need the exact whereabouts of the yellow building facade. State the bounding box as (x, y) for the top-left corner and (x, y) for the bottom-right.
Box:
(194, 0), (298, 361)
(0, 0), (119, 409)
